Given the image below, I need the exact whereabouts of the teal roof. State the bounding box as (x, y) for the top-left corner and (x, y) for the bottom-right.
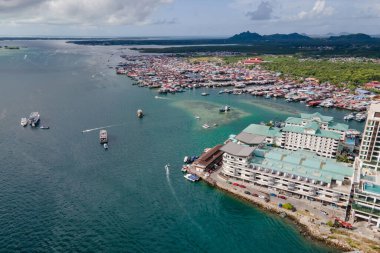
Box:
(251, 148), (353, 183)
(285, 117), (303, 125)
(243, 124), (281, 138)
(304, 121), (319, 131)
(282, 125), (341, 140)
(329, 122), (349, 132)
(300, 112), (333, 122)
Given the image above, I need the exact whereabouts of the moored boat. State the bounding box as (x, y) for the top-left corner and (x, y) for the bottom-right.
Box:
(202, 124), (210, 129)
(103, 143), (108, 150)
(219, 105), (230, 113)
(40, 126), (50, 129)
(184, 173), (200, 182)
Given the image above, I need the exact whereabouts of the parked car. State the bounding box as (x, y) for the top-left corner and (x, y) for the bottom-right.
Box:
(270, 193), (277, 197)
(252, 193), (258, 197)
(321, 210), (328, 216)
(244, 191), (251, 195)
(278, 195), (287, 200)
(232, 182), (239, 186)
(239, 185), (246, 188)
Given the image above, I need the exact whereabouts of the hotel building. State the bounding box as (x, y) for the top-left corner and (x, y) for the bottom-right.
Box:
(236, 112), (348, 158)
(220, 141), (354, 209)
(352, 103), (380, 228)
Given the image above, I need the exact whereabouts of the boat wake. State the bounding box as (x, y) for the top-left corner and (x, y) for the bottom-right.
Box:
(164, 164), (204, 232)
(154, 96), (170, 100)
(81, 123), (126, 133)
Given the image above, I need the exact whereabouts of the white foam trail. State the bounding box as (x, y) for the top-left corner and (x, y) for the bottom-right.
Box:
(81, 123), (125, 133)
(164, 164), (204, 232)
(154, 96), (170, 100)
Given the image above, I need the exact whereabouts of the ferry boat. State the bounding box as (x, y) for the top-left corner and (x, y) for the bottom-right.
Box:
(184, 173), (200, 182)
(20, 117), (28, 127)
(99, 130), (108, 144)
(137, 109), (144, 118)
(28, 112), (40, 127)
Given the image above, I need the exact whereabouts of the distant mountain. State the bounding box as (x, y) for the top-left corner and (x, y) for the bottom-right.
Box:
(327, 33), (374, 42)
(263, 33), (312, 41)
(227, 31), (377, 44)
(227, 31), (312, 43)
(228, 31), (262, 42)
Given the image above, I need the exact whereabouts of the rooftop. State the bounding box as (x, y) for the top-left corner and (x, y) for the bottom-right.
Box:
(193, 144), (224, 168)
(242, 124), (281, 138)
(300, 112), (333, 122)
(251, 147), (353, 184)
(220, 142), (256, 157)
(235, 132), (267, 145)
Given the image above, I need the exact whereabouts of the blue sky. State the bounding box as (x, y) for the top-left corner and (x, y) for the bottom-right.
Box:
(0, 0), (379, 37)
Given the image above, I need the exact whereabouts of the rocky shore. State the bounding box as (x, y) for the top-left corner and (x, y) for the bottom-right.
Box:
(189, 166), (379, 253)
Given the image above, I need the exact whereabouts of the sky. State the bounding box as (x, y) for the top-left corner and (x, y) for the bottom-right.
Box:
(0, 0), (379, 37)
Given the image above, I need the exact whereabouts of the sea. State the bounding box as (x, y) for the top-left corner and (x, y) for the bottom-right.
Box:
(0, 40), (363, 252)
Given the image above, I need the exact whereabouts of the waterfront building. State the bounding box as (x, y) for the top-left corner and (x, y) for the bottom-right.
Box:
(352, 103), (380, 228)
(220, 141), (354, 209)
(192, 144), (224, 172)
(236, 112), (349, 158)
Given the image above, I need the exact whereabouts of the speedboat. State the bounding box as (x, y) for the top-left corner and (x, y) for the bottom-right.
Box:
(21, 117), (28, 127)
(184, 173), (200, 182)
(103, 143), (108, 150)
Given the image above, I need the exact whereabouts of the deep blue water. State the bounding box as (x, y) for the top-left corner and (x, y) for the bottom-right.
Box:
(0, 41), (356, 252)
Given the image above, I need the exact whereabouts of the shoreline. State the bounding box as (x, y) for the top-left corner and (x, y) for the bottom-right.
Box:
(189, 166), (378, 252)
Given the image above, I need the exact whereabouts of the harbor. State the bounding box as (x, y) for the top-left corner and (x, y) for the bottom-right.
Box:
(116, 55), (374, 114)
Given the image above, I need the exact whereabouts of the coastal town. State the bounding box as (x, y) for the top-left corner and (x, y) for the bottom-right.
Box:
(115, 55), (377, 117)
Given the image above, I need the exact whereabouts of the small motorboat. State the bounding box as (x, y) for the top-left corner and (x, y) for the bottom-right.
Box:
(103, 143), (108, 150)
(201, 92), (209, 96)
(39, 126), (50, 129)
(21, 117), (28, 127)
(195, 116), (200, 120)
(202, 124), (210, 129)
(184, 173), (200, 182)
(137, 109), (144, 118)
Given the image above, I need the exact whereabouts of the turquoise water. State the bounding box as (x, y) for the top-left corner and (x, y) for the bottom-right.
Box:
(364, 183), (380, 195)
(0, 41), (356, 252)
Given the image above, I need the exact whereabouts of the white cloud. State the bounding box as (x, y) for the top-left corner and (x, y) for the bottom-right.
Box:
(294, 0), (334, 20)
(0, 0), (173, 26)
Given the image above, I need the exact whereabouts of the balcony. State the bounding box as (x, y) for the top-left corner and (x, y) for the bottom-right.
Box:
(352, 203), (380, 217)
